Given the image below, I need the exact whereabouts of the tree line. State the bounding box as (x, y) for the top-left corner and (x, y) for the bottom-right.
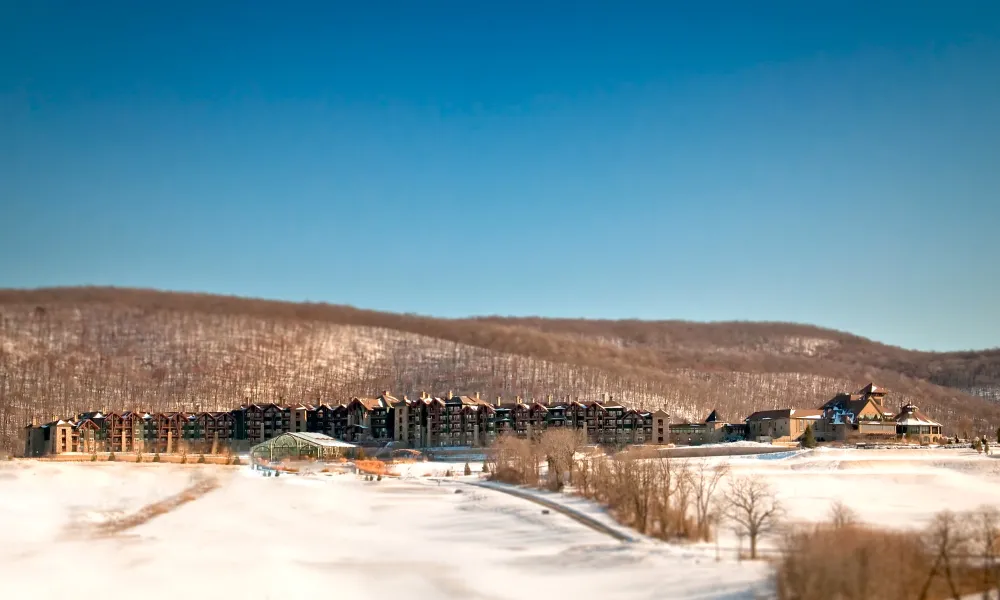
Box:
(2, 288), (999, 454)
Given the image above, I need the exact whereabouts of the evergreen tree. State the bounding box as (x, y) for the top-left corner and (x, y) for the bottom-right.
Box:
(802, 425), (817, 449)
(107, 451), (116, 462)
(973, 438), (983, 453)
(464, 462), (472, 476)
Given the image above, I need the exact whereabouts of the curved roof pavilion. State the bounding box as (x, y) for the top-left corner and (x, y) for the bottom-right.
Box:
(250, 432), (356, 462)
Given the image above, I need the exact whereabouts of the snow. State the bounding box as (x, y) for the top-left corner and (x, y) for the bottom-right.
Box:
(715, 448), (1000, 541)
(282, 431), (357, 447)
(0, 460), (770, 599)
(5, 448), (997, 599)
(394, 460), (485, 478)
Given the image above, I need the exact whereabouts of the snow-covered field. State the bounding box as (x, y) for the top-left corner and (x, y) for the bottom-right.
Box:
(4, 448), (998, 599)
(721, 447), (1000, 532)
(0, 460), (769, 600)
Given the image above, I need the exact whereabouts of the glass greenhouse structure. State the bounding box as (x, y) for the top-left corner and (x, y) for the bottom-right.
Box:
(249, 432), (356, 463)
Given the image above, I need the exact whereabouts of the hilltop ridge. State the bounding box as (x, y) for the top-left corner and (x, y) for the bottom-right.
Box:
(0, 286), (998, 453)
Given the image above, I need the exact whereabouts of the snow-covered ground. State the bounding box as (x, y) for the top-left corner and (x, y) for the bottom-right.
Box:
(0, 460), (770, 600)
(5, 448), (998, 599)
(720, 447), (1000, 532)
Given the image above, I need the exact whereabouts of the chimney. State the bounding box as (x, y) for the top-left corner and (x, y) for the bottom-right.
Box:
(547, 394), (552, 406)
(516, 395), (523, 405)
(382, 390), (390, 398)
(31, 416), (38, 427)
(419, 391), (427, 400)
(475, 391), (480, 400)
(447, 390), (453, 400)
(496, 396), (502, 407)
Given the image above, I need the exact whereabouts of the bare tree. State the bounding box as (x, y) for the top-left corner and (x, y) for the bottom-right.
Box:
(918, 511), (967, 600)
(829, 500), (859, 529)
(724, 476), (783, 559)
(691, 461), (730, 541)
(539, 427), (586, 490)
(968, 506), (1000, 600)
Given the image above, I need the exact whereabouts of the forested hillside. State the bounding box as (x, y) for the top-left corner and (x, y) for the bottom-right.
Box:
(1, 287), (998, 454)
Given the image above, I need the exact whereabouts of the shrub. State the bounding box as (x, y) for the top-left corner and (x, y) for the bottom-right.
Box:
(107, 452), (116, 462)
(180, 454), (187, 464)
(355, 448), (367, 461)
(135, 453), (142, 463)
(444, 468), (454, 477)
(231, 456), (241, 465)
(777, 522), (929, 600)
(464, 462), (472, 476)
(153, 453), (161, 462)
(777, 506), (1000, 600)
(90, 453), (97, 462)
(197, 454), (206, 464)
(801, 425), (817, 449)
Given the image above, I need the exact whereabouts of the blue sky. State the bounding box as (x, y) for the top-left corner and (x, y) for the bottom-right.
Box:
(2, 1), (998, 352)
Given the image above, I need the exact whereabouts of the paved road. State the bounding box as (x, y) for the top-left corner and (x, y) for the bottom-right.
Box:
(453, 479), (639, 543)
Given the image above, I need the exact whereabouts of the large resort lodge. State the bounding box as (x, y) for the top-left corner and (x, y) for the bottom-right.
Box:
(23, 383), (944, 457)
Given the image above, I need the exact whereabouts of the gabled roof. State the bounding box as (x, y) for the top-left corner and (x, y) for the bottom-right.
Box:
(353, 397), (386, 411)
(705, 409), (720, 423)
(858, 382), (885, 395)
(246, 403), (284, 412)
(746, 408), (824, 421)
(376, 392), (400, 405)
(822, 393), (894, 419)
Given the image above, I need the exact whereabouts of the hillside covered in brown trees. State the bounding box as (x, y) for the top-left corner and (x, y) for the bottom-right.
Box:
(1, 287), (998, 454)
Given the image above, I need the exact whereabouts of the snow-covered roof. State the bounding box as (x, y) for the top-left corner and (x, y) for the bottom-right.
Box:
(894, 404), (941, 427)
(284, 432), (356, 448)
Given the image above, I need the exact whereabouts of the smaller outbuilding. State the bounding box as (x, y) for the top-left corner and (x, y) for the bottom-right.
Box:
(250, 432), (356, 463)
(894, 404), (943, 442)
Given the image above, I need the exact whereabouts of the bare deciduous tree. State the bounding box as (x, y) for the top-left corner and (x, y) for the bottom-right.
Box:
(691, 461), (730, 541)
(829, 500), (859, 529)
(724, 476), (783, 559)
(539, 427), (586, 490)
(3, 286), (999, 453)
(919, 511), (967, 600)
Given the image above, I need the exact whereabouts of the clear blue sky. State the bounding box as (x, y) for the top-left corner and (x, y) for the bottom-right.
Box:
(2, 1), (998, 352)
